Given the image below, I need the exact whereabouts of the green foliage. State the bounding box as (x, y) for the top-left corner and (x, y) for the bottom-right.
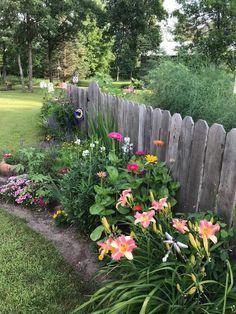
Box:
(74, 210), (236, 313)
(88, 112), (117, 150)
(174, 0), (236, 70)
(89, 153), (179, 241)
(56, 140), (110, 232)
(40, 99), (79, 141)
(145, 60), (236, 131)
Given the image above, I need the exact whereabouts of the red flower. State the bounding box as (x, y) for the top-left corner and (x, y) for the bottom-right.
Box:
(133, 205), (142, 211)
(127, 163), (139, 171)
(34, 197), (45, 207)
(135, 151), (145, 156)
(153, 139), (164, 146)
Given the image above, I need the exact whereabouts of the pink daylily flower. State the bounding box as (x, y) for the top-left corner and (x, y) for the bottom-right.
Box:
(150, 197), (168, 211)
(199, 220), (220, 244)
(116, 188), (132, 209)
(172, 219), (189, 234)
(108, 132), (123, 141)
(111, 235), (137, 260)
(134, 210), (156, 228)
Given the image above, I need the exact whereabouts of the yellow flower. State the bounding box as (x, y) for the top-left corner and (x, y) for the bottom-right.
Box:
(145, 154), (158, 163)
(191, 273), (197, 283)
(53, 213), (57, 219)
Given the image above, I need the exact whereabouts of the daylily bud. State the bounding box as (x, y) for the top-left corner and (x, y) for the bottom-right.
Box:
(176, 283), (182, 293)
(101, 217), (111, 233)
(189, 233), (198, 250)
(149, 190), (155, 202)
(188, 287), (197, 295)
(191, 274), (197, 283)
(190, 255), (196, 265)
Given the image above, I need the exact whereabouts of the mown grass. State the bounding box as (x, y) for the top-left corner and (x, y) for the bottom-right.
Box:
(0, 88), (44, 151)
(0, 208), (86, 314)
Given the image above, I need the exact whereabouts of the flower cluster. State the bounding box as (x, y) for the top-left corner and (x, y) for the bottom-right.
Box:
(33, 197), (46, 207)
(0, 175), (33, 204)
(122, 137), (134, 154)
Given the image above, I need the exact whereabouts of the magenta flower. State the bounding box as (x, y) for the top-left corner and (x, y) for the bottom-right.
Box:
(108, 132), (123, 141)
(127, 163), (139, 171)
(135, 151), (145, 156)
(150, 197), (168, 211)
(116, 188), (132, 209)
(134, 210), (156, 228)
(111, 235), (137, 260)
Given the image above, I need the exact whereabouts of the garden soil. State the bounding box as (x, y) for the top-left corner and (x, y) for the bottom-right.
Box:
(0, 201), (99, 281)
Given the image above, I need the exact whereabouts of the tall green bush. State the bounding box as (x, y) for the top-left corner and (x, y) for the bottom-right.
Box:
(145, 60), (236, 131)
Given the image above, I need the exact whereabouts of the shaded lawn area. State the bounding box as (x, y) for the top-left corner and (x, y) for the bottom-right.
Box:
(0, 208), (85, 314)
(0, 88), (45, 151)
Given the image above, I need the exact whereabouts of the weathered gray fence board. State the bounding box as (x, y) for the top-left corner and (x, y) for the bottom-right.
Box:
(150, 108), (162, 155)
(66, 82), (236, 228)
(129, 103), (140, 151)
(175, 116), (194, 212)
(217, 129), (236, 225)
(199, 124), (226, 212)
(185, 120), (209, 212)
(117, 98), (125, 136)
(143, 106), (153, 154)
(159, 110), (171, 162)
(138, 105), (146, 151)
(167, 113), (182, 178)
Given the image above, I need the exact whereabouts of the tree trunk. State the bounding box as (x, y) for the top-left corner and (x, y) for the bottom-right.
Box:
(17, 53), (25, 91)
(116, 66), (120, 81)
(28, 41), (33, 92)
(2, 46), (7, 83)
(48, 37), (53, 82)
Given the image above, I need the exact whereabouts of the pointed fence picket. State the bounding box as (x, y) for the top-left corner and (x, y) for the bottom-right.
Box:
(67, 82), (236, 226)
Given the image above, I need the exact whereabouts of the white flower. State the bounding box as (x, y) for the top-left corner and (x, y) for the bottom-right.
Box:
(74, 138), (81, 145)
(95, 141), (99, 145)
(82, 150), (89, 157)
(40, 81), (47, 89)
(124, 137), (130, 143)
(48, 82), (54, 93)
(100, 146), (106, 152)
(162, 250), (171, 263)
(90, 143), (95, 148)
(163, 232), (188, 253)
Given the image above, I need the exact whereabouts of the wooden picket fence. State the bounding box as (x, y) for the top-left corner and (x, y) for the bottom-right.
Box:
(67, 81), (236, 227)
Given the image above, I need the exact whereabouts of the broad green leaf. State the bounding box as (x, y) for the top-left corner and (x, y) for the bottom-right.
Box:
(100, 209), (115, 215)
(117, 206), (130, 214)
(89, 204), (105, 215)
(108, 151), (119, 163)
(106, 166), (119, 182)
(90, 225), (104, 241)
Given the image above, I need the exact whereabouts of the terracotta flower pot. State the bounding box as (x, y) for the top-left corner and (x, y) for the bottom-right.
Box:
(0, 160), (15, 176)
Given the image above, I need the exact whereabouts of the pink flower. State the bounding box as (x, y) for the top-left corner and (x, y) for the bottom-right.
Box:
(116, 188), (132, 209)
(97, 171), (107, 178)
(97, 237), (113, 260)
(60, 82), (67, 90)
(172, 219), (189, 234)
(127, 163), (139, 171)
(135, 151), (145, 156)
(3, 153), (12, 159)
(199, 220), (220, 243)
(111, 235), (137, 260)
(150, 197), (168, 211)
(134, 210), (156, 228)
(108, 132), (123, 142)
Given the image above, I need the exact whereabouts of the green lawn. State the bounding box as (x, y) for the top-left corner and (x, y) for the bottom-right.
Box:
(0, 88), (45, 151)
(0, 208), (85, 314)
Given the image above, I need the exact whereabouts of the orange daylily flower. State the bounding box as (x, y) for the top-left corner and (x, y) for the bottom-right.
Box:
(153, 139), (164, 146)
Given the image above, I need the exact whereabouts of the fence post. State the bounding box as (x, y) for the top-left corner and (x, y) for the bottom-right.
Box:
(87, 81), (100, 134)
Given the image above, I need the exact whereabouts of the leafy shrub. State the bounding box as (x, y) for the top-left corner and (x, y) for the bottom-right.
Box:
(145, 60), (236, 131)
(40, 98), (80, 141)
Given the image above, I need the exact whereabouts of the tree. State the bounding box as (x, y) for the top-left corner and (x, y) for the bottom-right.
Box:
(174, 0), (236, 70)
(105, 0), (166, 79)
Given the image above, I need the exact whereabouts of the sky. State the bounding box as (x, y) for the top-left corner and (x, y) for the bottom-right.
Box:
(160, 0), (180, 55)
